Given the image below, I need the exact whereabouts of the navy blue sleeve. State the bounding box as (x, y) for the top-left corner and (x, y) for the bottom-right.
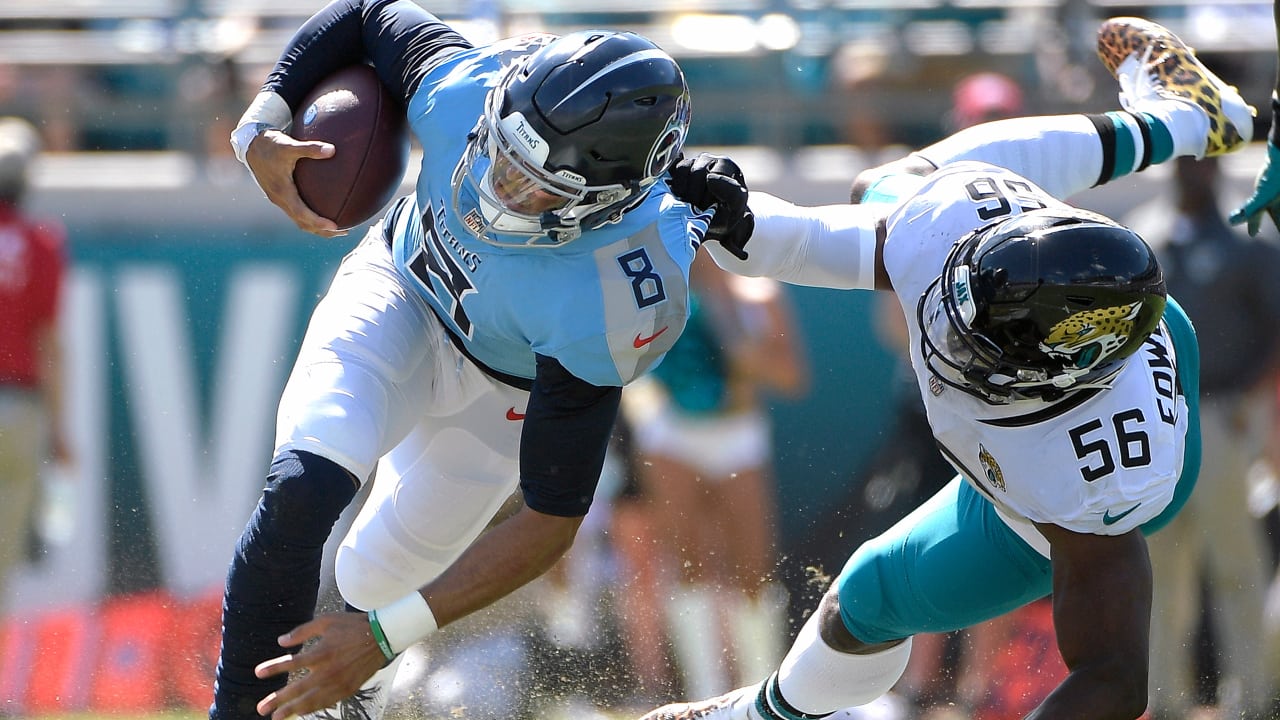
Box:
(519, 354), (623, 517)
(263, 0), (473, 112)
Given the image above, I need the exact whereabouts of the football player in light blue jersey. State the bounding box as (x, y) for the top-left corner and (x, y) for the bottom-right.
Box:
(642, 16), (1253, 720)
(216, 2), (754, 720)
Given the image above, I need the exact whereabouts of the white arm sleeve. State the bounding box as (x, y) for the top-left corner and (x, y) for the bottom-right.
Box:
(705, 191), (880, 290)
(915, 114), (1105, 199)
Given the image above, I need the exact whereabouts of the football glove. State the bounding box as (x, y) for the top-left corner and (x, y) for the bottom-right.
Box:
(668, 152), (754, 260)
(1229, 140), (1280, 236)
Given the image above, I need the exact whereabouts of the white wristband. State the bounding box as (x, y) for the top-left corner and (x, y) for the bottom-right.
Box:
(229, 91), (294, 166)
(230, 122), (272, 166)
(373, 592), (438, 654)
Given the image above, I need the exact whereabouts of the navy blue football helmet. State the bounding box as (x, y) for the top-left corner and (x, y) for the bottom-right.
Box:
(917, 208), (1167, 403)
(453, 30), (691, 246)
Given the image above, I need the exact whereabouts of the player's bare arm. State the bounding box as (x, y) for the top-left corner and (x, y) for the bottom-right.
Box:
(244, 130), (344, 238)
(1029, 522), (1152, 720)
(255, 506), (582, 720)
(417, 505), (583, 627)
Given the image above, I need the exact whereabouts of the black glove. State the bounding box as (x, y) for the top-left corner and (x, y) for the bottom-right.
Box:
(668, 152), (754, 260)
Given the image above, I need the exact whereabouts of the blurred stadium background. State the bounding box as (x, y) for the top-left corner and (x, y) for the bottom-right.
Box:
(0, 0), (1275, 718)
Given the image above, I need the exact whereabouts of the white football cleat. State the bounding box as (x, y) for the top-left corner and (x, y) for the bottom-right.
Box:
(639, 684), (762, 720)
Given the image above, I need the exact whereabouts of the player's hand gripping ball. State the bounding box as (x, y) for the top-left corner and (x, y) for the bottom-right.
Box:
(292, 64), (410, 230)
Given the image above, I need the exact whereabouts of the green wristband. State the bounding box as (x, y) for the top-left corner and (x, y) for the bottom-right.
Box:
(367, 610), (396, 665)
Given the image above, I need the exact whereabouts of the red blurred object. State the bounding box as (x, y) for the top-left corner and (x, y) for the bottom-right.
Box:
(952, 72), (1025, 130)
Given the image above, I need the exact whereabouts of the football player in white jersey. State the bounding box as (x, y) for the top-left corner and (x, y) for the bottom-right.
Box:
(642, 17), (1253, 720)
(215, 2), (754, 720)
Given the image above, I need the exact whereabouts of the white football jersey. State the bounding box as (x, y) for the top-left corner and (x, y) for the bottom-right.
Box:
(882, 162), (1188, 552)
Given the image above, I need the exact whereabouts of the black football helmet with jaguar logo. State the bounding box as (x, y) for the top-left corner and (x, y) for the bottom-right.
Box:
(918, 208), (1167, 404)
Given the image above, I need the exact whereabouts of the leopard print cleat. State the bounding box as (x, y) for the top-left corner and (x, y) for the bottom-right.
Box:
(1096, 16), (1254, 156)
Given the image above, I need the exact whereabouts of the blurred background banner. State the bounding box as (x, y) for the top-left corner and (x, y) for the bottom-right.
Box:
(8, 217), (347, 609)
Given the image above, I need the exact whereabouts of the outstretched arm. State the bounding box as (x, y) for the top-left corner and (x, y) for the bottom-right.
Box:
(254, 354), (617, 719)
(1229, 0), (1280, 235)
(254, 506), (583, 720)
(704, 191), (890, 291)
(668, 153), (889, 290)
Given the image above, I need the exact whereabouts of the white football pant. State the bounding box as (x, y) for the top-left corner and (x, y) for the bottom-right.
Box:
(274, 228), (529, 611)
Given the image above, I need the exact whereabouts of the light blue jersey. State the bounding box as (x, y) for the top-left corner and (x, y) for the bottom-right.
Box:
(386, 35), (704, 387)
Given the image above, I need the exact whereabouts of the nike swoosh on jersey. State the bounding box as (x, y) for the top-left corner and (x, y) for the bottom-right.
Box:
(633, 326), (669, 348)
(506, 407), (526, 421)
(1102, 504), (1142, 525)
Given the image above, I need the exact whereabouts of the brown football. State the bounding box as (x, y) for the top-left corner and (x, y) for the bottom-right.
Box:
(292, 64), (410, 230)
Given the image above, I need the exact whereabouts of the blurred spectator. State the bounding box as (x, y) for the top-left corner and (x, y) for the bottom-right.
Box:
(0, 117), (71, 610)
(830, 42), (895, 154)
(623, 251), (809, 699)
(606, 414), (682, 708)
(0, 65), (85, 152)
(181, 54), (252, 180)
(1125, 154), (1280, 720)
(1228, 0), (1280, 236)
(947, 72), (1024, 131)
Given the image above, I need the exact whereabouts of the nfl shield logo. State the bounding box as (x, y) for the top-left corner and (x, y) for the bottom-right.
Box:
(929, 375), (945, 396)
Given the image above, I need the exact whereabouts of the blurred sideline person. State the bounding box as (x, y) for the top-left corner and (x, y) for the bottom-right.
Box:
(1229, 2), (1280, 712)
(212, 1), (755, 719)
(607, 411), (685, 707)
(948, 72), (1025, 131)
(622, 250), (809, 699)
(1125, 154), (1280, 720)
(0, 116), (71, 611)
(641, 16), (1253, 720)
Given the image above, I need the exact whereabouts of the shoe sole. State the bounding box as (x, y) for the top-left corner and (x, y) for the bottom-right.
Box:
(1096, 16), (1254, 156)
(641, 699), (736, 720)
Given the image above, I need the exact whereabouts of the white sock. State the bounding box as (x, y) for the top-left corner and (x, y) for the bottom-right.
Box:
(1113, 52), (1211, 159)
(766, 610), (912, 716)
(1125, 96), (1209, 159)
(917, 114), (1107, 199)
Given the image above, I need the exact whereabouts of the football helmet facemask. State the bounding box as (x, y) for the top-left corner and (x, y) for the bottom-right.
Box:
(453, 30), (690, 247)
(917, 208), (1167, 404)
